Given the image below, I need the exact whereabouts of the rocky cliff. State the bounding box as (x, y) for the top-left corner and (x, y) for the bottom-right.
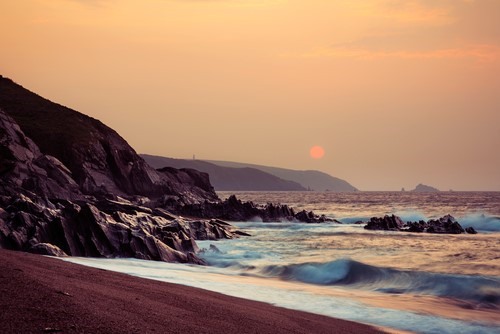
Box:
(0, 76), (217, 204)
(0, 76), (329, 263)
(0, 77), (235, 263)
(0, 107), (240, 263)
(0, 108), (82, 202)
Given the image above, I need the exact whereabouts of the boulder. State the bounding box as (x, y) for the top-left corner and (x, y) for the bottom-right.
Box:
(364, 215), (406, 231)
(28, 243), (67, 257)
(465, 227), (478, 234)
(426, 215), (464, 234)
(406, 220), (427, 233)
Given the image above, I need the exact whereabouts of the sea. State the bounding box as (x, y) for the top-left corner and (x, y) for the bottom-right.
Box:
(65, 191), (500, 334)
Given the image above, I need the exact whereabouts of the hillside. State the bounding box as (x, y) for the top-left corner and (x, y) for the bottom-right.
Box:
(208, 160), (358, 192)
(0, 75), (217, 201)
(141, 155), (306, 191)
(0, 75), (335, 265)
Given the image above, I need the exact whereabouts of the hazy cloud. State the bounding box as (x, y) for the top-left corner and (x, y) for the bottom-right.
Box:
(298, 44), (500, 62)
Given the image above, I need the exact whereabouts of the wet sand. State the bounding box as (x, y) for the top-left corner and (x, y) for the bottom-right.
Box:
(0, 250), (384, 333)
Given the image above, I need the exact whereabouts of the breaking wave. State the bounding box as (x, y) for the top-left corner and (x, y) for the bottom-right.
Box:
(261, 259), (500, 306)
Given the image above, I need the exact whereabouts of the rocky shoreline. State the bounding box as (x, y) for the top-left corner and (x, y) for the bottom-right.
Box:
(0, 76), (477, 265)
(0, 76), (330, 264)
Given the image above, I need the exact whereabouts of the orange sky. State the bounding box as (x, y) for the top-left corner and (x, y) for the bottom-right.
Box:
(1, 0), (499, 190)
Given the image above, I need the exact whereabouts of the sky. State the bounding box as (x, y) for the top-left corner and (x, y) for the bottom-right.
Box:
(1, 0), (499, 191)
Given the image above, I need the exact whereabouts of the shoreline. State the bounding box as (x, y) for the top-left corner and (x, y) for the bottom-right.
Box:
(0, 250), (385, 333)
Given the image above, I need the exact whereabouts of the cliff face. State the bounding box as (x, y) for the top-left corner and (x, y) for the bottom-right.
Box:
(0, 76), (217, 203)
(0, 77), (229, 263)
(0, 76), (330, 263)
(0, 108), (82, 202)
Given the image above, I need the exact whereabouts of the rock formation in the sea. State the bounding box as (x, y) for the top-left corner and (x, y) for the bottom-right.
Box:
(364, 214), (476, 234)
(178, 195), (332, 223)
(363, 215), (406, 231)
(0, 75), (330, 263)
(411, 183), (440, 192)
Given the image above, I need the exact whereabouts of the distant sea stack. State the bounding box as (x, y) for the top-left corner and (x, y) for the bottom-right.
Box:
(411, 183), (440, 192)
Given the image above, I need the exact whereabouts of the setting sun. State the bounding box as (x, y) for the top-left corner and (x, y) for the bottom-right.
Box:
(310, 146), (325, 159)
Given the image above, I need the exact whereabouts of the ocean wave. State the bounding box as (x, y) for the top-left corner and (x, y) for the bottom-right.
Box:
(459, 214), (500, 232)
(261, 259), (500, 306)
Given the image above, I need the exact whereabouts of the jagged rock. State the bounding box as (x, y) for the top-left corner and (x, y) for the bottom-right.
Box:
(0, 80), (239, 264)
(0, 195), (243, 264)
(426, 215), (464, 234)
(0, 76), (338, 266)
(364, 215), (406, 231)
(465, 227), (477, 234)
(294, 210), (315, 223)
(96, 199), (153, 215)
(406, 220), (427, 233)
(178, 195), (331, 223)
(363, 214), (473, 234)
(28, 243), (67, 257)
(0, 76), (217, 203)
(0, 109), (82, 203)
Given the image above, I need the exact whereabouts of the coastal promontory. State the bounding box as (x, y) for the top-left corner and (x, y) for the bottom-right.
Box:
(0, 76), (329, 263)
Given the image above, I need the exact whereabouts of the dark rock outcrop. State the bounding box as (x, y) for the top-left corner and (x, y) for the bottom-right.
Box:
(179, 195), (333, 223)
(364, 214), (476, 234)
(28, 243), (67, 257)
(465, 227), (477, 234)
(0, 109), (82, 203)
(0, 75), (335, 265)
(0, 105), (237, 264)
(0, 194), (243, 264)
(425, 215), (464, 234)
(364, 215), (406, 231)
(0, 76), (217, 203)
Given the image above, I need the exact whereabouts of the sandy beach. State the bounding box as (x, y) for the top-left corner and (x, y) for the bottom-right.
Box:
(0, 250), (383, 333)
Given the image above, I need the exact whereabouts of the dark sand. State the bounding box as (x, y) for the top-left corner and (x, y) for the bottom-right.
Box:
(0, 250), (384, 333)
